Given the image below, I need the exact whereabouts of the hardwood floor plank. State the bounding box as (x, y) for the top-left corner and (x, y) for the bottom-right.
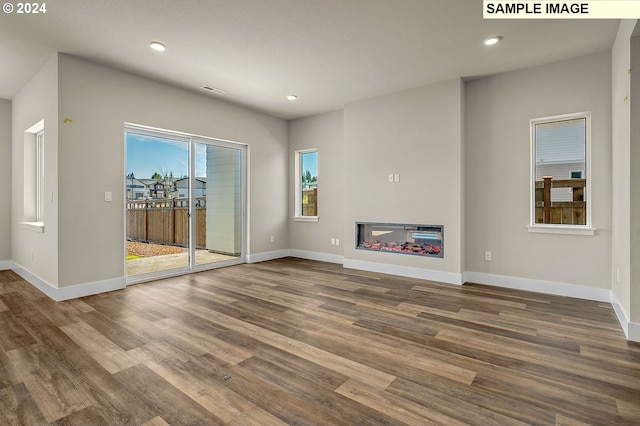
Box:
(217, 329), (350, 391)
(29, 297), (94, 328)
(421, 311), (581, 352)
(140, 347), (286, 426)
(153, 317), (253, 365)
(118, 315), (211, 358)
(182, 301), (398, 390)
(113, 363), (225, 425)
(142, 416), (171, 426)
(386, 376), (528, 426)
(436, 328), (640, 391)
(471, 366), (627, 424)
(59, 348), (159, 424)
(579, 344), (640, 370)
(142, 356), (256, 423)
(76, 310), (147, 351)
(237, 356), (402, 425)
(21, 365), (90, 423)
(60, 322), (139, 374)
(224, 404), (289, 426)
(0, 382), (47, 425)
(335, 378), (467, 426)
(554, 413), (594, 426)
(189, 352), (393, 426)
(298, 322), (478, 385)
(0, 310), (38, 351)
(46, 404), (107, 425)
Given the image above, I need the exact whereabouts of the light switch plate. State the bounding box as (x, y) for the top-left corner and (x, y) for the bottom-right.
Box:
(104, 191), (112, 202)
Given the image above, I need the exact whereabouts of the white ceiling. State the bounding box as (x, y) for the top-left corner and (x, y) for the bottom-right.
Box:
(0, 0), (621, 120)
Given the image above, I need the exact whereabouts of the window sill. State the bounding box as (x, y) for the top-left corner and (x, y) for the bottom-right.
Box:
(527, 225), (595, 236)
(293, 216), (319, 223)
(21, 221), (44, 233)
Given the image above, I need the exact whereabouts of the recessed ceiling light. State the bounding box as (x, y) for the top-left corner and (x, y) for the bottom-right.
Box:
(150, 41), (166, 52)
(484, 36), (502, 46)
(286, 94), (298, 101)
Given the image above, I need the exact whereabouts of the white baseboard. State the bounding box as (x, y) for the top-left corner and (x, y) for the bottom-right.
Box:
(343, 258), (463, 285)
(610, 291), (640, 342)
(56, 277), (126, 301)
(630, 322), (640, 342)
(0, 260), (16, 270)
(12, 263), (125, 301)
(464, 271), (611, 303)
(610, 291), (629, 337)
(288, 249), (343, 264)
(246, 249), (289, 264)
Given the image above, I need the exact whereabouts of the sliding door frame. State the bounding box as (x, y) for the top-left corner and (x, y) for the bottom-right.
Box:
(124, 123), (247, 285)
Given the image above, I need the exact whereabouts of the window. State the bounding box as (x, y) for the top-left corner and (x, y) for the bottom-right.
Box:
(294, 149), (318, 221)
(36, 130), (44, 222)
(21, 119), (45, 232)
(530, 112), (593, 234)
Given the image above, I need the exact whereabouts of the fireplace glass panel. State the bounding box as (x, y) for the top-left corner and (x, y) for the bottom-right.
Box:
(356, 222), (443, 258)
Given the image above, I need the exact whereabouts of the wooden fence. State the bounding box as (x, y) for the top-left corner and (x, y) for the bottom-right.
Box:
(303, 188), (317, 216)
(126, 197), (207, 248)
(535, 177), (586, 225)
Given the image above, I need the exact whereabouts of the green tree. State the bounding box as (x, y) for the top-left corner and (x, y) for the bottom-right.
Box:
(151, 172), (162, 180)
(304, 170), (312, 183)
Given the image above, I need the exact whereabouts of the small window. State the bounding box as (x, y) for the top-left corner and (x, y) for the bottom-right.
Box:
(294, 149), (318, 221)
(530, 112), (592, 232)
(22, 119), (45, 231)
(36, 130), (44, 222)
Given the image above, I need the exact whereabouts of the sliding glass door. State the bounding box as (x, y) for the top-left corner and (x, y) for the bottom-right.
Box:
(125, 126), (246, 282)
(193, 141), (243, 267)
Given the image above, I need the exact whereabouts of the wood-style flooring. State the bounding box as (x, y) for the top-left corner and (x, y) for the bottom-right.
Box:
(1, 258), (639, 425)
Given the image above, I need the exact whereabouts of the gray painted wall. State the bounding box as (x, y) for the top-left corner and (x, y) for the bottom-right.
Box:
(344, 79), (464, 276)
(611, 20), (635, 321)
(630, 31), (640, 324)
(11, 54), (59, 286)
(25, 53), (287, 288)
(0, 99), (11, 261)
(465, 51), (612, 289)
(289, 110), (344, 257)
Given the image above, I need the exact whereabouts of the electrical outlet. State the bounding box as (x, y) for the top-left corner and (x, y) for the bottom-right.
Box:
(388, 174), (394, 183)
(336, 238), (340, 246)
(331, 238), (336, 245)
(394, 173), (400, 182)
(270, 235), (275, 243)
(484, 251), (492, 261)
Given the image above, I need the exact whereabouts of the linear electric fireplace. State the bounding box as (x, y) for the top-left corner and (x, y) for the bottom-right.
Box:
(356, 222), (443, 258)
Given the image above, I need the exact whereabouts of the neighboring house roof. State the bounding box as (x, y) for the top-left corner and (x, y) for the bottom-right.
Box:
(175, 177), (207, 186)
(535, 118), (585, 165)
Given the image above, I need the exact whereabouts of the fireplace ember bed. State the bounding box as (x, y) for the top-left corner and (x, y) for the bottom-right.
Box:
(356, 222), (443, 258)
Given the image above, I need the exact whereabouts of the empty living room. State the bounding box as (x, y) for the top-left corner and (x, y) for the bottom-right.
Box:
(0, 1), (639, 424)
